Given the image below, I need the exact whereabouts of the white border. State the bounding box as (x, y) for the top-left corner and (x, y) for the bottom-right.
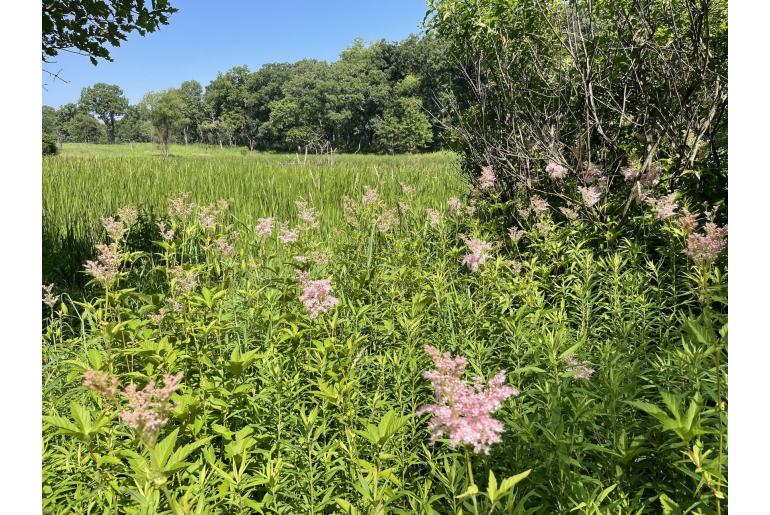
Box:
(0, 0), (42, 507)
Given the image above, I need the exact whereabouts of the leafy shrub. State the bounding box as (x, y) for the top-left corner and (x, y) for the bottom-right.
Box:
(428, 0), (727, 232)
(42, 133), (58, 156)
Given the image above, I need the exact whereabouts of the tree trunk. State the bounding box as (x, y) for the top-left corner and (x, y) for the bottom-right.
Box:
(183, 126), (188, 145)
(109, 114), (116, 144)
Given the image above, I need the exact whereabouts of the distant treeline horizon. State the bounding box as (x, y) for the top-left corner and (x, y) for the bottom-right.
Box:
(43, 34), (463, 154)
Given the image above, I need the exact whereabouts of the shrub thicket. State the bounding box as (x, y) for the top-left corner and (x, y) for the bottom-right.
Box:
(42, 133), (58, 156)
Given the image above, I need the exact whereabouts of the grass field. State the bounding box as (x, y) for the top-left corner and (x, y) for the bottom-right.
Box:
(43, 144), (464, 284)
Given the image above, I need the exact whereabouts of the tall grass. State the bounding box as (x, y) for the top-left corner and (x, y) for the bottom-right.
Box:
(43, 145), (463, 284)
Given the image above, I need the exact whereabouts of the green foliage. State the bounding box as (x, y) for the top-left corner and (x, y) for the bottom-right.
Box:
(42, 149), (727, 512)
(64, 112), (106, 143)
(142, 89), (189, 157)
(43, 106), (59, 135)
(428, 0), (728, 223)
(46, 34), (456, 153)
(42, 0), (177, 64)
(374, 77), (433, 153)
(42, 133), (59, 156)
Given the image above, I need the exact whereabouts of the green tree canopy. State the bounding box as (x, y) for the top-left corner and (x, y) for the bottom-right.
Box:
(42, 0), (177, 64)
(142, 89), (187, 156)
(79, 83), (128, 143)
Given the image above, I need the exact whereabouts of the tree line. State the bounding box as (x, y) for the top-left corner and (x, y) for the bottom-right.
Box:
(43, 35), (460, 155)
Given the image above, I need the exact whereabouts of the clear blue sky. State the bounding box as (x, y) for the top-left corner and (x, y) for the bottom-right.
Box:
(42, 0), (429, 108)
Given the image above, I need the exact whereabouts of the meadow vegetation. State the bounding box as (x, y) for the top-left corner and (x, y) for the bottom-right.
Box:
(42, 0), (727, 512)
(43, 143), (726, 513)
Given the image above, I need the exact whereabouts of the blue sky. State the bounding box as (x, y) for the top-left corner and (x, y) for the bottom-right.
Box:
(42, 1), (429, 107)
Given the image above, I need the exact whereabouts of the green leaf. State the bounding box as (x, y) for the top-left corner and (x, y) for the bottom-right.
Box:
(152, 428), (179, 469)
(335, 498), (360, 514)
(487, 469), (498, 503)
(456, 484), (479, 499)
(498, 469), (531, 496)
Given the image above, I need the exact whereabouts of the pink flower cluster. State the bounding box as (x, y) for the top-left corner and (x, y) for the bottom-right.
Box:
(460, 236), (494, 272)
(119, 373), (183, 440)
(621, 166), (639, 181)
(197, 199), (232, 230)
(296, 201), (319, 229)
(362, 186), (379, 206)
(102, 216), (126, 242)
(426, 208), (441, 227)
(214, 235), (236, 256)
(83, 370), (119, 399)
(418, 345), (518, 454)
(530, 195), (549, 214)
(583, 162), (604, 183)
(507, 226), (524, 243)
(117, 206), (139, 228)
(42, 283), (60, 308)
(255, 217), (274, 236)
(279, 224), (300, 244)
(546, 161), (568, 180)
(646, 193), (678, 219)
(677, 209), (699, 234)
(168, 192), (195, 218)
(169, 266), (198, 294)
(84, 242), (121, 286)
(157, 222), (175, 241)
(377, 208), (400, 233)
(579, 186), (601, 207)
(299, 278), (339, 319)
(447, 197), (462, 214)
(479, 165), (496, 189)
(685, 222), (728, 265)
(559, 206), (579, 221)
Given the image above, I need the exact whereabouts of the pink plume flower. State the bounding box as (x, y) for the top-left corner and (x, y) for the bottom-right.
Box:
(621, 166), (640, 181)
(119, 373), (183, 440)
(255, 217), (274, 237)
(579, 186), (601, 207)
(362, 186), (379, 206)
(583, 162), (604, 183)
(83, 370), (119, 399)
(677, 209), (699, 234)
(296, 201), (319, 229)
(102, 216), (126, 242)
(546, 161), (568, 180)
(377, 208), (400, 233)
(530, 195), (549, 214)
(685, 222), (728, 265)
(646, 193), (678, 219)
(157, 222), (175, 241)
(84, 242), (121, 286)
(564, 355), (595, 381)
(299, 278), (339, 319)
(507, 226), (524, 243)
(448, 197), (462, 214)
(479, 165), (496, 189)
(279, 224), (300, 244)
(426, 208), (441, 227)
(460, 235), (494, 272)
(418, 345), (518, 454)
(168, 192), (195, 218)
(42, 283), (60, 308)
(117, 206), (139, 228)
(559, 206), (579, 221)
